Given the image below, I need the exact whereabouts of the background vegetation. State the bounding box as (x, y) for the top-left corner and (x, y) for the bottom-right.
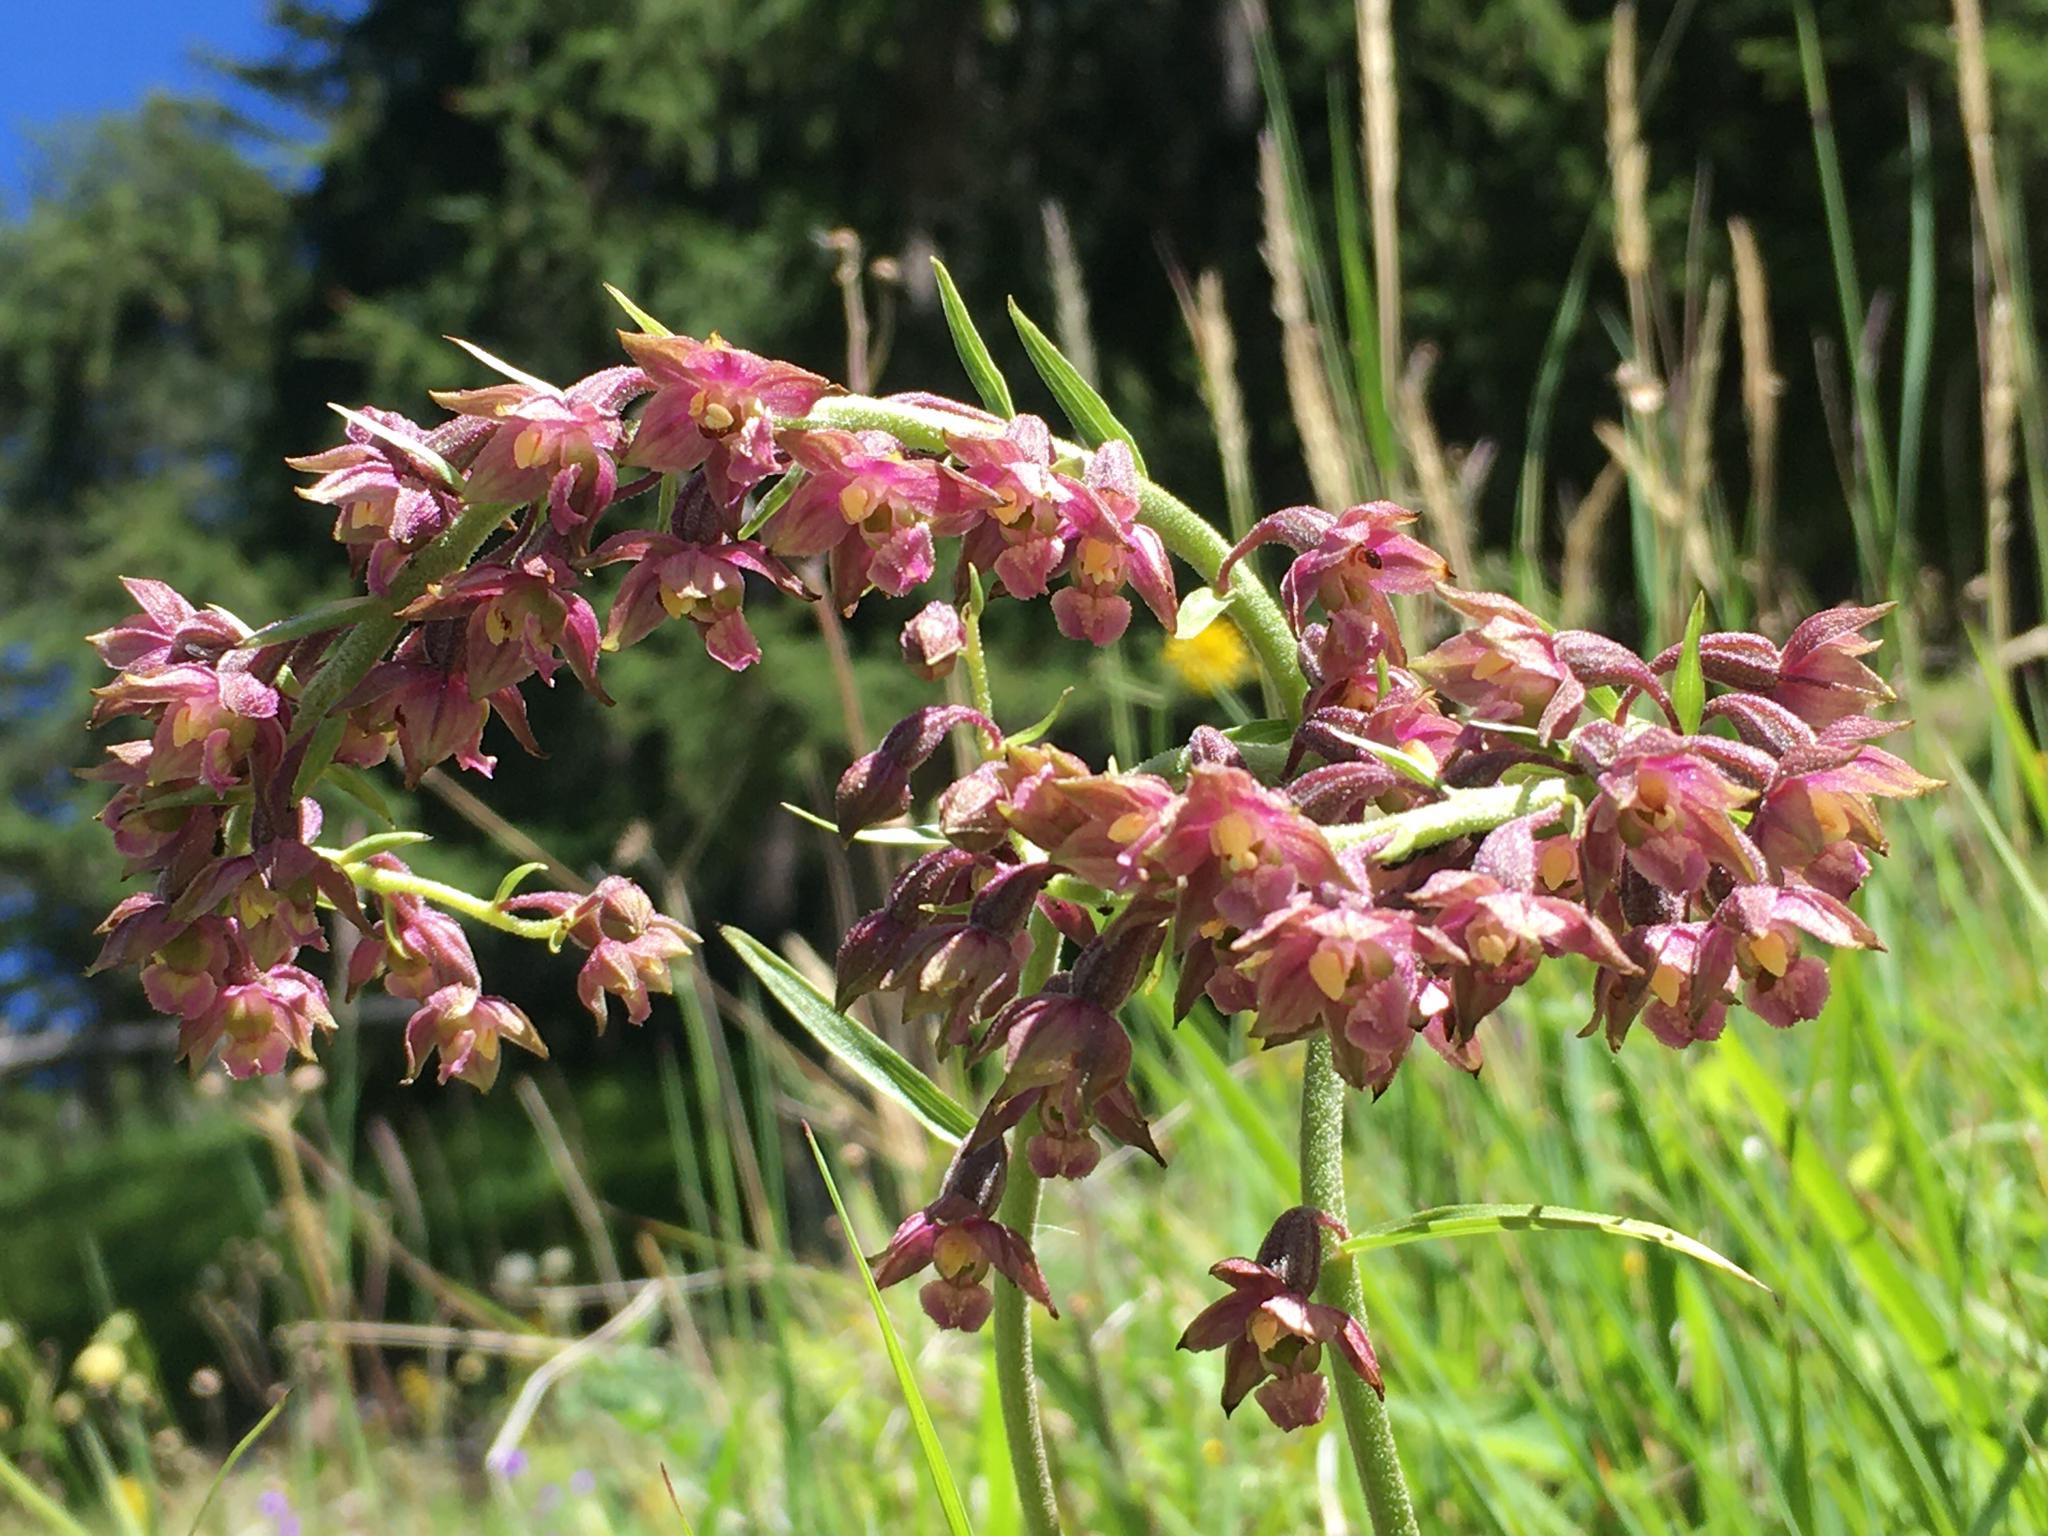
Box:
(2, 0), (2045, 1530)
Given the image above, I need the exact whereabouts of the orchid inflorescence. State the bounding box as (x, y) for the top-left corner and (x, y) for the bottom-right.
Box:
(83, 296), (1937, 1437)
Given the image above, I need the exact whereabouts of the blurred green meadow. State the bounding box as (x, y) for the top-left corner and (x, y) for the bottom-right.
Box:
(5, 0), (2048, 1531)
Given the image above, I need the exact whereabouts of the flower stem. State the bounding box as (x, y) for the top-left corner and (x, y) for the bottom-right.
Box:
(993, 1124), (1063, 1536)
(287, 498), (517, 747)
(960, 572), (997, 721)
(1300, 1037), (1420, 1536)
(324, 853), (563, 943)
(801, 395), (1308, 717)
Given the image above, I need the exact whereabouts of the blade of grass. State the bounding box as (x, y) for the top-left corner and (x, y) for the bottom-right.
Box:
(183, 1392), (289, 1536)
(1245, 15), (1372, 492)
(804, 1125), (976, 1536)
(1793, 0), (1897, 588)
(0, 1448), (94, 1536)
(1328, 78), (1397, 483)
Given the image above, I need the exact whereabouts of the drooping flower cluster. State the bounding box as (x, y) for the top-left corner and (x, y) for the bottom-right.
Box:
(833, 496), (1933, 1423)
(82, 572), (689, 1083)
(82, 302), (1938, 1441)
(85, 322), (1202, 1089)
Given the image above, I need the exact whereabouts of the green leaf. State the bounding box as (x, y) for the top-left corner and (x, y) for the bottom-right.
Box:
(183, 1391), (289, 1536)
(604, 281), (673, 337)
(804, 1126), (975, 1535)
(321, 763), (401, 827)
(327, 402), (459, 487)
(0, 1444), (94, 1536)
(233, 594), (385, 651)
(724, 926), (974, 1140)
(444, 334), (556, 395)
(1172, 585), (1236, 642)
(490, 861), (551, 907)
(739, 468), (803, 538)
(931, 258), (1016, 417)
(779, 802), (948, 850)
(1314, 725), (1444, 792)
(291, 711), (351, 800)
(324, 830), (432, 865)
(1673, 591), (1708, 735)
(1006, 687), (1075, 748)
(1007, 298), (1148, 475)
(1339, 1203), (1770, 1293)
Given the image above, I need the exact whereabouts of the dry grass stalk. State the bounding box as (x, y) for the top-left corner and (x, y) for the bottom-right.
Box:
(1561, 461), (1628, 631)
(1984, 290), (2019, 662)
(1394, 345), (1478, 579)
(821, 227), (872, 394)
(1042, 199), (1099, 386)
(1728, 217), (1782, 605)
(1357, 0), (1401, 401)
(516, 1076), (632, 1310)
(1170, 265), (1258, 537)
(1260, 132), (1355, 509)
(1954, 0), (2015, 303)
(1605, 4), (1654, 374)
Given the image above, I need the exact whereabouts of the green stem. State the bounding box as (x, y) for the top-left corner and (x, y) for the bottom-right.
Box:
(993, 1119), (1062, 1536)
(801, 395), (1308, 717)
(960, 572), (996, 720)
(287, 498), (518, 747)
(324, 853), (563, 942)
(1325, 779), (1576, 862)
(1300, 1037), (1420, 1536)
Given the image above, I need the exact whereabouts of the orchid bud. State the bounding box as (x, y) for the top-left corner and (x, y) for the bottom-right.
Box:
(899, 600), (969, 680)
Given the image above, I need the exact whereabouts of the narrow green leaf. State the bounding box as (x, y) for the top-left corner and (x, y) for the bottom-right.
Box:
(1965, 626), (2048, 830)
(324, 830), (431, 865)
(804, 1125), (976, 1536)
(326, 403), (458, 487)
(1339, 1203), (1769, 1293)
(1940, 742), (2048, 937)
(0, 1444), (94, 1536)
(604, 282), (673, 337)
(443, 334), (556, 395)
(490, 860), (550, 907)
(320, 763), (401, 827)
(1171, 585), (1236, 642)
(183, 1391), (290, 1536)
(779, 802), (948, 849)
(1314, 726), (1444, 793)
(1673, 592), (1708, 735)
(1006, 687), (1075, 749)
(291, 711), (351, 801)
(233, 595), (385, 651)
(931, 258), (1016, 417)
(658, 1466), (700, 1536)
(724, 926), (974, 1140)
(1716, 1034), (1959, 1381)
(1007, 298), (1147, 475)
(739, 469), (803, 538)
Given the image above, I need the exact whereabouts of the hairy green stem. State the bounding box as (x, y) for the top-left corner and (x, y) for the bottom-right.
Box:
(996, 913), (1064, 1533)
(325, 853), (563, 942)
(1326, 778), (1576, 862)
(960, 575), (997, 720)
(1300, 1037), (1420, 1536)
(993, 1120), (1062, 1536)
(802, 395), (1308, 717)
(287, 498), (517, 746)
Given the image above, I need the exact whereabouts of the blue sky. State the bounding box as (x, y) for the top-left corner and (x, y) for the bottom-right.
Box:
(0, 0), (308, 211)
